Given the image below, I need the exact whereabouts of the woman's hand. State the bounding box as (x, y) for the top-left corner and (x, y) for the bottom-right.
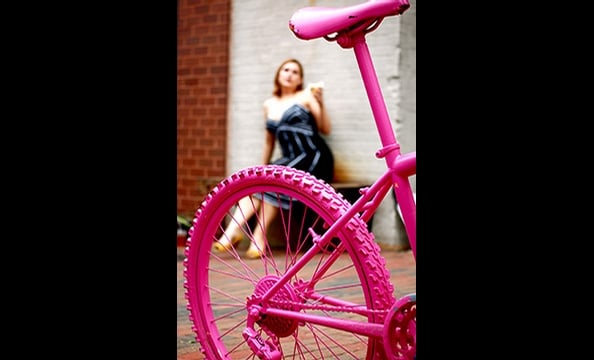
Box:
(307, 82), (330, 135)
(309, 82), (324, 105)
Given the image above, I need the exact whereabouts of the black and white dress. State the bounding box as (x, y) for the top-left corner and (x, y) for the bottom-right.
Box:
(262, 103), (334, 209)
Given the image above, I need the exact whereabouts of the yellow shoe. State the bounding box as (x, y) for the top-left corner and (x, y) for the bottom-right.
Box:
(213, 232), (242, 252)
(245, 241), (266, 259)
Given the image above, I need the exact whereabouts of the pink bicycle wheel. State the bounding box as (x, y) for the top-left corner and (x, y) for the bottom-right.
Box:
(184, 165), (395, 359)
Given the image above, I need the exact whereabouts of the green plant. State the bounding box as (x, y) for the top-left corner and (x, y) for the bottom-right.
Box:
(177, 214), (192, 231)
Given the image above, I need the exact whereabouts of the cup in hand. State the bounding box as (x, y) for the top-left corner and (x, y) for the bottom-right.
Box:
(307, 81), (325, 92)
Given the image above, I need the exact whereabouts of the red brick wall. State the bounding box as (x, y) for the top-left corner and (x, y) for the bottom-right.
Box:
(177, 0), (231, 218)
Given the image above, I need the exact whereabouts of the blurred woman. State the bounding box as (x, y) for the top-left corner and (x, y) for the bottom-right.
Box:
(214, 58), (334, 258)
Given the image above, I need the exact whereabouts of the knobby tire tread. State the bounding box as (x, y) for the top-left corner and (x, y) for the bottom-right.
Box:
(184, 165), (394, 359)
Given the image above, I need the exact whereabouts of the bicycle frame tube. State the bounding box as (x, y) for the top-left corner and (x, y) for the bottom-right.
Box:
(256, 172), (392, 304)
(260, 5), (417, 302)
(353, 39), (400, 165)
(258, 167), (406, 304)
(391, 152), (416, 258)
(290, 0), (416, 256)
(353, 32), (417, 258)
(259, 306), (385, 339)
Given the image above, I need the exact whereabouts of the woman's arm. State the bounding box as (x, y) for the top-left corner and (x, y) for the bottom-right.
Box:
(261, 101), (276, 164)
(309, 87), (331, 135)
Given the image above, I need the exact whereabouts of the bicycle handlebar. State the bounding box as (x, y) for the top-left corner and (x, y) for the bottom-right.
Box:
(289, 0), (410, 40)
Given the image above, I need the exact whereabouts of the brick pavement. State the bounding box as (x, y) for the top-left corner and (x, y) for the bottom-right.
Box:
(177, 246), (416, 359)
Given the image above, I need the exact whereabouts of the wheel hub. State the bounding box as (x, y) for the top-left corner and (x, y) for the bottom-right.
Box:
(252, 275), (299, 338)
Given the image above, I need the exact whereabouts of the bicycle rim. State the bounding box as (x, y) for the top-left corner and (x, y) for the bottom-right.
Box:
(184, 165), (395, 359)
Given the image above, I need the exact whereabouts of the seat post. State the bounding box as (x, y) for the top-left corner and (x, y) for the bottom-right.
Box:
(352, 37), (400, 166)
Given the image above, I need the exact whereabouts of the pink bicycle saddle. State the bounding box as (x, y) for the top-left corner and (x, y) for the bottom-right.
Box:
(289, 0), (410, 40)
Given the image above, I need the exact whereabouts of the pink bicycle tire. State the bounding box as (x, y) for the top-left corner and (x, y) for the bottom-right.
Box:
(184, 165), (395, 359)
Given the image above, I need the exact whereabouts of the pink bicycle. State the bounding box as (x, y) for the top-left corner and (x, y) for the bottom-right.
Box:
(183, 0), (415, 359)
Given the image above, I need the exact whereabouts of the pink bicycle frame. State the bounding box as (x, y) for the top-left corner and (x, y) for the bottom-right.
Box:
(290, 0), (416, 259)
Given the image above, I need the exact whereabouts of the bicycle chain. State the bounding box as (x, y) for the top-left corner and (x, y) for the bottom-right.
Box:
(266, 298), (390, 317)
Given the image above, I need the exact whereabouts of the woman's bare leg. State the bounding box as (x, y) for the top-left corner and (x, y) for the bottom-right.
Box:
(246, 200), (278, 259)
(213, 196), (261, 252)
